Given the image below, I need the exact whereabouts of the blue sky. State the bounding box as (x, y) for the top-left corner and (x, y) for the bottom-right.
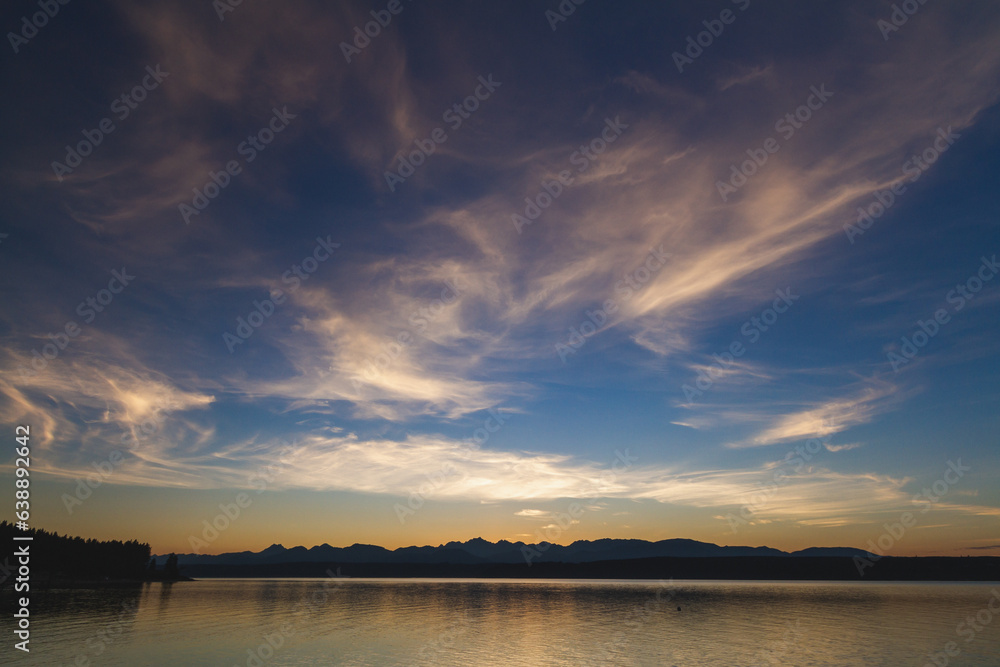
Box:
(1, 0), (998, 555)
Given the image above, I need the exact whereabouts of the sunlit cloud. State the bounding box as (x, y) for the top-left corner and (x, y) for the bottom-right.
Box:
(728, 380), (900, 448)
(1, 0), (998, 554)
(0, 341), (215, 478)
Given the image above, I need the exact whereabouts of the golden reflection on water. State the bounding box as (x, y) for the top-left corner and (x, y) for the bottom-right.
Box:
(3, 579), (999, 666)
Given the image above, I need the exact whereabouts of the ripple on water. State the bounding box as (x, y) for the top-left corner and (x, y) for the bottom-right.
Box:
(2, 579), (998, 666)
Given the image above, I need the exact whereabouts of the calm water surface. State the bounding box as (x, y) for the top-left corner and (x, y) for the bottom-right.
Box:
(4, 579), (999, 666)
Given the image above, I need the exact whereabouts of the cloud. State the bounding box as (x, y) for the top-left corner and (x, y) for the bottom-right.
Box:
(824, 442), (864, 452)
(0, 340), (215, 480)
(238, 273), (519, 420)
(728, 379), (900, 448)
(6, 419), (985, 528)
(29, 2), (1000, 435)
(716, 64), (775, 92)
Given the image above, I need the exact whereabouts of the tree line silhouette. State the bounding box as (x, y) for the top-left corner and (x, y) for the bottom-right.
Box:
(0, 522), (183, 584)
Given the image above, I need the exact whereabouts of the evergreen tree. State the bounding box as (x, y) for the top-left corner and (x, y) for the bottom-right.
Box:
(164, 553), (179, 580)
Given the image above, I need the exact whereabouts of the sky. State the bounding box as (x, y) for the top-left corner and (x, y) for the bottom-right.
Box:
(1, 0), (998, 557)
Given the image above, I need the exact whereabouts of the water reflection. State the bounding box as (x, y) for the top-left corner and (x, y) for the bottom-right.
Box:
(2, 579), (999, 666)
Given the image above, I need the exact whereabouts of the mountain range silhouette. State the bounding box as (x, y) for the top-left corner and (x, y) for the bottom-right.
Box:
(166, 537), (871, 566)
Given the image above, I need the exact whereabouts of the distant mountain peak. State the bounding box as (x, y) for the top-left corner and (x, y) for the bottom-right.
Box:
(168, 537), (875, 567)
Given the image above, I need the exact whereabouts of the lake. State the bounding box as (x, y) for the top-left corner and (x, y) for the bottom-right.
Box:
(5, 579), (999, 666)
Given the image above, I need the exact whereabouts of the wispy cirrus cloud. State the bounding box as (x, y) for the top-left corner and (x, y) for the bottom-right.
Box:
(728, 379), (901, 448)
(1, 0), (998, 555)
(0, 340), (214, 476)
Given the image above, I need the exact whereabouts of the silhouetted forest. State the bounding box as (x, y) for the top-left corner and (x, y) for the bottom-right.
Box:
(0, 521), (153, 585)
